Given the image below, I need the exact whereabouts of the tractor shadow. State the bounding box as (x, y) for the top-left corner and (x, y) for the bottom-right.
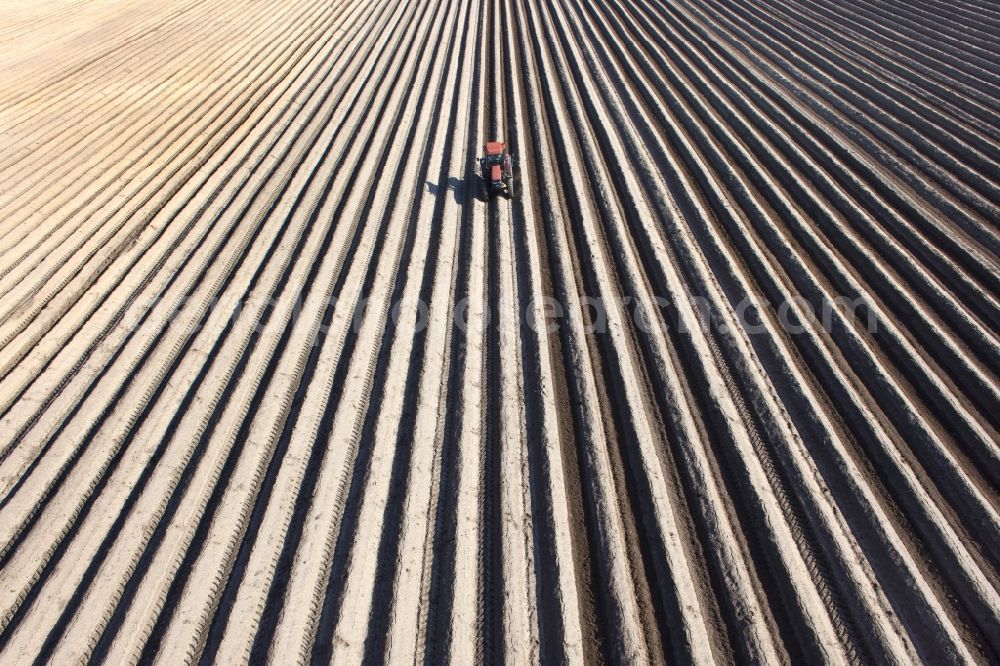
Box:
(426, 176), (488, 204)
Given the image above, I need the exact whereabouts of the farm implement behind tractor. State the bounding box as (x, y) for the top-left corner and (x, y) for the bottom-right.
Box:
(479, 141), (515, 197)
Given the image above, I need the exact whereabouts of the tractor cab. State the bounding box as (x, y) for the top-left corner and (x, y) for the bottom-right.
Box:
(479, 141), (515, 196)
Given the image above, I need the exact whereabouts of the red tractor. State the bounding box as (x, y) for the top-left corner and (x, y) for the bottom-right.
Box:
(479, 141), (515, 197)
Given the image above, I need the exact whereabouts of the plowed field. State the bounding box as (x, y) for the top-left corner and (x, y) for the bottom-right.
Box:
(1, 0), (999, 662)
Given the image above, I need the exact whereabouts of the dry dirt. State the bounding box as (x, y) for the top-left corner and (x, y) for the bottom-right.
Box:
(0, 0), (999, 662)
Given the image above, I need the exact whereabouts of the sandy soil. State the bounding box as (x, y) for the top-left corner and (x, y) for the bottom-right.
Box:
(0, 0), (999, 662)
